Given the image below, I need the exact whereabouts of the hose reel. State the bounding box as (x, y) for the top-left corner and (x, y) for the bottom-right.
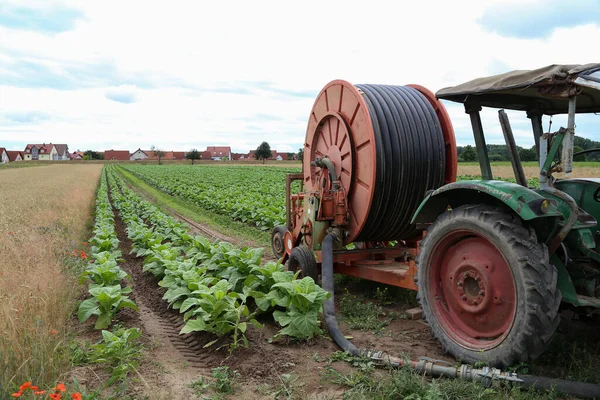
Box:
(303, 80), (457, 244)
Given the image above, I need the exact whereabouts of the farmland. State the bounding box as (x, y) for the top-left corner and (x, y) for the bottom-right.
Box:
(120, 162), (599, 236)
(1, 163), (600, 399)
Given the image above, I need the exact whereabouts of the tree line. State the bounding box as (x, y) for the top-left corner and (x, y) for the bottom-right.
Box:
(457, 136), (600, 162)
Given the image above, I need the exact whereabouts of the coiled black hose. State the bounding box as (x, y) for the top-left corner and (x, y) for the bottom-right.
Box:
(354, 85), (445, 241)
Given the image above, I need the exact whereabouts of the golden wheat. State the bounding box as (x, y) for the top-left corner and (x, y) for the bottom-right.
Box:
(0, 164), (102, 395)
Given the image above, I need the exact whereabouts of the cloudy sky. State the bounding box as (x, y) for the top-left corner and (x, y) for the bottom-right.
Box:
(0, 0), (599, 153)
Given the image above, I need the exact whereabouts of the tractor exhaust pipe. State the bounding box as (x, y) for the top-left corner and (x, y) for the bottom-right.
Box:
(321, 232), (600, 399)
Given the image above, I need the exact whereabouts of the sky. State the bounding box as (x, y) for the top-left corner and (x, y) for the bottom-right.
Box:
(0, 0), (599, 153)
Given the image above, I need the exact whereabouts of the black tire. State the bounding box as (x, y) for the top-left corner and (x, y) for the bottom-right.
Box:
(271, 226), (288, 259)
(416, 204), (561, 368)
(287, 246), (319, 282)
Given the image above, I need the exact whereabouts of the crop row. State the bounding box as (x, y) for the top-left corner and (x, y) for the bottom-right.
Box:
(77, 168), (139, 330)
(107, 167), (328, 350)
(121, 165), (300, 230)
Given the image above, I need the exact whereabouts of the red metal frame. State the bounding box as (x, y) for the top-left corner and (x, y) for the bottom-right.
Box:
(315, 245), (419, 290)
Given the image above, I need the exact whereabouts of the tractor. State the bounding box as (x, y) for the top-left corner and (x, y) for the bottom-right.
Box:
(271, 63), (600, 368)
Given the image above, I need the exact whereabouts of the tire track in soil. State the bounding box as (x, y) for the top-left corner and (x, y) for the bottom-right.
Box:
(112, 211), (210, 398)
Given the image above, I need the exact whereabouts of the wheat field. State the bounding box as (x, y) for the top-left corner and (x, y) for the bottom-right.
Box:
(0, 164), (102, 396)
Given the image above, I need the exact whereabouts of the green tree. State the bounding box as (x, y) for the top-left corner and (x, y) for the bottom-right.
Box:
(573, 145), (586, 162)
(519, 148), (537, 162)
(461, 145), (477, 162)
(84, 150), (104, 160)
(254, 142), (272, 164)
(186, 148), (200, 165)
(151, 145), (166, 165)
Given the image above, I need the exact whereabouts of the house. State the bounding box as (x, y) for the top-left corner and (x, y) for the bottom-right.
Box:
(206, 146), (231, 160)
(104, 150), (131, 160)
(199, 151), (212, 160)
(68, 152), (82, 160)
(53, 144), (69, 160)
(0, 148), (8, 164)
(24, 143), (58, 161)
(7, 151), (23, 162)
(142, 150), (187, 161)
(231, 153), (246, 160)
(130, 148), (148, 160)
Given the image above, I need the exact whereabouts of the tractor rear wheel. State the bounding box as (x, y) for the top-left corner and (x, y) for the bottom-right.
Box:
(271, 226), (288, 259)
(287, 246), (319, 282)
(416, 204), (561, 368)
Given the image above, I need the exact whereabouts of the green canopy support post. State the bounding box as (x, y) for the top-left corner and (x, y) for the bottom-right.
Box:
(465, 103), (493, 180)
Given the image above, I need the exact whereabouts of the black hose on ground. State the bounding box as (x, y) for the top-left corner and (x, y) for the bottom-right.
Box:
(322, 232), (359, 356)
(519, 375), (600, 399)
(320, 231), (600, 399)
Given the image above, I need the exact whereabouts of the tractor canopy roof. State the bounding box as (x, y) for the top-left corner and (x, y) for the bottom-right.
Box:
(437, 63), (600, 115)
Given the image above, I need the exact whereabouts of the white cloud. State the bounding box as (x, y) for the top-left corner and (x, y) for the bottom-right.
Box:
(0, 0), (598, 152)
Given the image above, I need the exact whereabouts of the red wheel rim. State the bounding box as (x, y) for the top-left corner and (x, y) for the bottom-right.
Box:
(428, 231), (517, 350)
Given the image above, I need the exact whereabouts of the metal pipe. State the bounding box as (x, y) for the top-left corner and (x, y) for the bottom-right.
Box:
(465, 103), (493, 180)
(562, 97), (576, 176)
(544, 186), (579, 254)
(527, 110), (543, 160)
(311, 156), (340, 189)
(320, 231), (600, 398)
(498, 110), (528, 187)
(539, 134), (549, 187)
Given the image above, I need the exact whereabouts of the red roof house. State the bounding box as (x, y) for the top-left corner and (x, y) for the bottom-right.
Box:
(7, 151), (23, 161)
(206, 146), (231, 160)
(104, 150), (130, 160)
(143, 150), (187, 161)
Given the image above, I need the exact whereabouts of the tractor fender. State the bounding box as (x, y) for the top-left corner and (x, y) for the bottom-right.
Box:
(411, 180), (563, 225)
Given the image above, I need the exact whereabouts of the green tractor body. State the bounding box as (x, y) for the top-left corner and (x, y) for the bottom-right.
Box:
(411, 64), (600, 366)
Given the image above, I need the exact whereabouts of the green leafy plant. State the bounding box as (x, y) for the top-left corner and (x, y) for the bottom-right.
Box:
(77, 285), (139, 329)
(255, 275), (330, 341)
(179, 280), (262, 352)
(79, 260), (130, 287)
(90, 327), (143, 385)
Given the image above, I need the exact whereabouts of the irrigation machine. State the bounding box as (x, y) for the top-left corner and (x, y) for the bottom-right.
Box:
(272, 64), (600, 377)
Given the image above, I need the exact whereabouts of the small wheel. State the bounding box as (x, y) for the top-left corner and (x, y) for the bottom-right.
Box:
(416, 204), (561, 368)
(271, 226), (288, 259)
(287, 246), (319, 282)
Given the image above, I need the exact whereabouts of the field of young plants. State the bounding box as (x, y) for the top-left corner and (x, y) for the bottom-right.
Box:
(4, 163), (600, 399)
(120, 165), (297, 231)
